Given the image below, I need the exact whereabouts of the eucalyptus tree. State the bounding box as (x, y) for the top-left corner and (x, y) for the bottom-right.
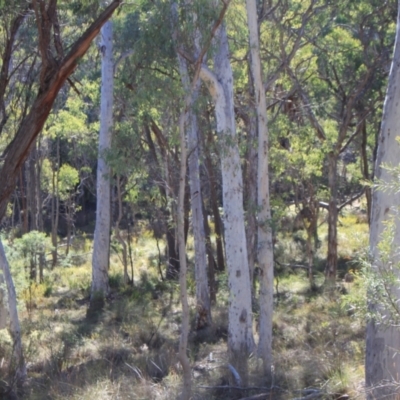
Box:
(246, 0), (274, 379)
(90, 20), (114, 306)
(199, 1), (255, 382)
(0, 3), (121, 388)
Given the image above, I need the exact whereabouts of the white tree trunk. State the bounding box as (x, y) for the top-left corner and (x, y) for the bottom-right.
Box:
(91, 20), (113, 304)
(366, 2), (400, 397)
(200, 22), (254, 382)
(0, 240), (26, 381)
(246, 0), (274, 380)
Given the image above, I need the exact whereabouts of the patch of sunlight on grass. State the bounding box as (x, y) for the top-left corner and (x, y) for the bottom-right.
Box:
(337, 214), (368, 259)
(276, 273), (310, 294)
(58, 262), (91, 291)
(316, 209), (368, 261)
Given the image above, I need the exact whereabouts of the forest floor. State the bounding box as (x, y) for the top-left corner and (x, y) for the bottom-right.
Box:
(0, 208), (368, 400)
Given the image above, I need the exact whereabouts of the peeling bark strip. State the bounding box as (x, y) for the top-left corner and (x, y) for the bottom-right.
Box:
(366, 1), (400, 398)
(0, 0), (122, 223)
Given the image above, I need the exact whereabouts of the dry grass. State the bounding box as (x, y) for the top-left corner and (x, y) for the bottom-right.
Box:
(0, 213), (369, 400)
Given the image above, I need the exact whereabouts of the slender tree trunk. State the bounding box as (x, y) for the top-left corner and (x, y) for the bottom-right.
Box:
(19, 169), (28, 235)
(91, 20), (113, 306)
(66, 198), (72, 256)
(144, 123), (180, 280)
(115, 175), (129, 284)
(325, 151), (338, 282)
(0, 240), (26, 382)
(200, 21), (254, 383)
(203, 205), (217, 303)
(203, 126), (225, 272)
(242, 67), (258, 293)
(36, 140), (45, 283)
(27, 145), (38, 232)
(246, 0), (274, 380)
(186, 107), (212, 328)
(305, 227), (314, 286)
(51, 139), (60, 268)
(366, 2), (400, 397)
(173, 11), (211, 327)
(166, 227), (180, 279)
(361, 120), (372, 224)
(177, 99), (192, 400)
(243, 114), (258, 291)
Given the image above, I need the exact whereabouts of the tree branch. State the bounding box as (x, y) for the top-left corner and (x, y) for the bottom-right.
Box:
(0, 0), (122, 221)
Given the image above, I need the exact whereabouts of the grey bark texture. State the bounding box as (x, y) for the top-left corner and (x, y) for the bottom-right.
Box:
(366, 2), (400, 398)
(91, 20), (114, 303)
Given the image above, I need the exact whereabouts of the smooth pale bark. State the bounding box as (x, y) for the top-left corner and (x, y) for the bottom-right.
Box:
(200, 23), (254, 382)
(173, 16), (211, 328)
(366, 3), (400, 397)
(0, 240), (26, 381)
(246, 0), (274, 379)
(91, 21), (113, 302)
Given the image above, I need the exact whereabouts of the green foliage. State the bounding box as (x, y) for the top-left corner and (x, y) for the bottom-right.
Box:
(12, 231), (52, 264)
(360, 217), (400, 327)
(58, 164), (80, 201)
